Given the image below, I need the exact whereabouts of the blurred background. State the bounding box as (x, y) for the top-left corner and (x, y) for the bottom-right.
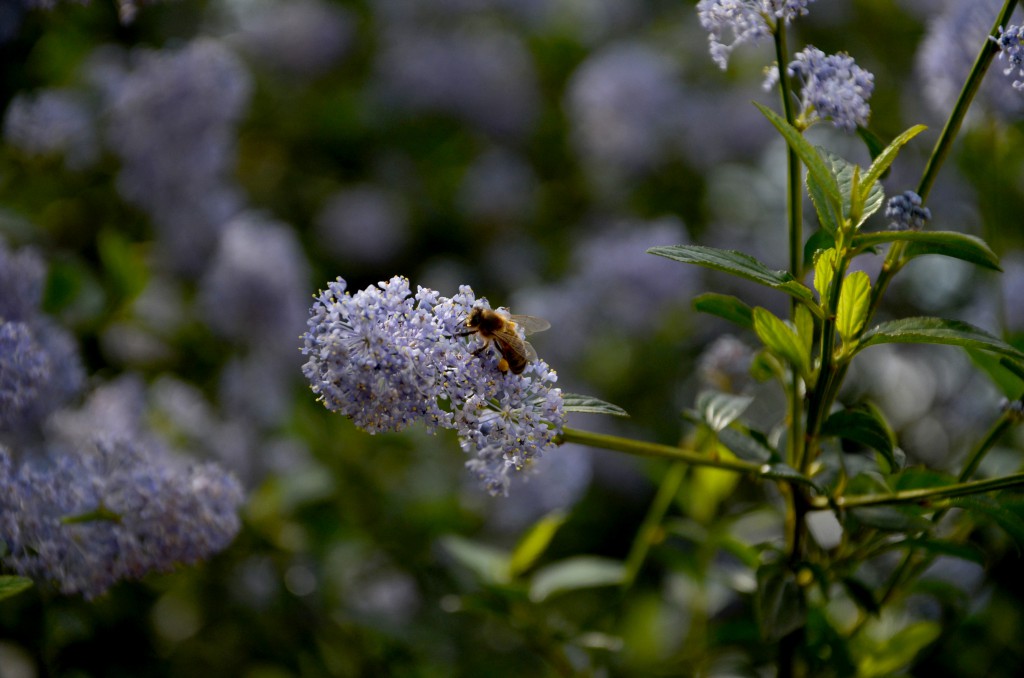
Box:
(2, 0), (1024, 675)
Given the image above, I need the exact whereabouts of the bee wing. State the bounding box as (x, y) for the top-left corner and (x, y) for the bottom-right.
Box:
(510, 315), (550, 335)
(492, 327), (532, 362)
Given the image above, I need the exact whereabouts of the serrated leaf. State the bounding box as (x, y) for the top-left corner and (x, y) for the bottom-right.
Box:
(836, 271), (871, 342)
(528, 556), (625, 602)
(753, 307), (809, 377)
(509, 510), (568, 577)
(860, 124), (928, 199)
(852, 231), (1000, 271)
(440, 535), (510, 585)
(755, 102), (840, 206)
(813, 248), (839, 306)
(821, 404), (896, 470)
(697, 391), (754, 432)
(562, 393), (629, 418)
(858, 317), (1024, 362)
(807, 171), (841, 236)
(693, 293), (754, 329)
(648, 245), (815, 303)
(0, 576), (32, 602)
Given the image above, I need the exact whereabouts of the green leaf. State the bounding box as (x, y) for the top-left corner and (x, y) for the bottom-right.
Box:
(807, 171), (841, 236)
(836, 271), (871, 343)
(562, 393), (629, 418)
(509, 510), (569, 578)
(440, 535), (510, 585)
(886, 537), (986, 564)
(528, 556), (626, 602)
(697, 390), (754, 432)
(860, 124), (928, 199)
(858, 317), (1024, 363)
(852, 230), (1000, 271)
(821, 404), (897, 470)
(693, 293), (754, 329)
(856, 621), (940, 678)
(0, 576), (33, 602)
(967, 348), (1024, 399)
(716, 426), (776, 463)
(848, 506), (933, 532)
(949, 495), (1024, 550)
(841, 576), (880, 616)
(754, 102), (840, 206)
(813, 248), (838, 306)
(755, 562), (805, 642)
(803, 228), (836, 269)
(856, 126), (888, 165)
(98, 228), (149, 304)
(795, 304), (815, 358)
(647, 245), (815, 304)
(753, 307), (809, 377)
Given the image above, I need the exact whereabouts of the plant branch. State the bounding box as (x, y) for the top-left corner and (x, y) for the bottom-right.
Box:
(811, 470), (1024, 510)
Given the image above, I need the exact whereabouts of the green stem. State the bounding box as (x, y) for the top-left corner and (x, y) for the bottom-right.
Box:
(811, 470), (1024, 510)
(558, 427), (816, 487)
(622, 462), (687, 589)
(867, 0), (1018, 320)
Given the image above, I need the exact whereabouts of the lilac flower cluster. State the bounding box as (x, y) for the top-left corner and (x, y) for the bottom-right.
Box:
(301, 277), (564, 496)
(885, 190), (931, 231)
(2, 89), (99, 170)
(1, 242), (244, 597)
(995, 25), (1024, 91)
(775, 46), (874, 132)
(0, 439), (243, 599)
(697, 0), (816, 69)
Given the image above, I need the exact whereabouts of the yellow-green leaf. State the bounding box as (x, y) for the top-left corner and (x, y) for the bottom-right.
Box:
(753, 307), (809, 378)
(836, 271), (871, 342)
(813, 248), (839, 306)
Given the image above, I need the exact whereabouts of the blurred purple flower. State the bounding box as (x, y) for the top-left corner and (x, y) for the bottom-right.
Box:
(566, 43), (686, 181)
(374, 25), (539, 139)
(3, 89), (99, 170)
(314, 185), (410, 265)
(100, 39), (252, 274)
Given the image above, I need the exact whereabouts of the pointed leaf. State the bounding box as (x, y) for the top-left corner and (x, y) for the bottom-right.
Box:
(0, 576), (32, 602)
(852, 231), (1000, 271)
(836, 271), (871, 342)
(562, 394), (629, 418)
(857, 621), (940, 678)
(528, 556), (626, 602)
(858, 317), (1024, 363)
(753, 307), (809, 377)
(509, 510), (569, 577)
(860, 124), (928, 198)
(857, 126), (887, 165)
(807, 171), (841, 236)
(648, 245), (815, 303)
(693, 293), (754, 329)
(813, 248), (839, 306)
(697, 391), (754, 432)
(755, 101), (840, 206)
(887, 537), (986, 564)
(821, 404), (896, 470)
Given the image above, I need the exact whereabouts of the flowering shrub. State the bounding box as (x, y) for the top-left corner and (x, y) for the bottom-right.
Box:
(4, 1), (1024, 676)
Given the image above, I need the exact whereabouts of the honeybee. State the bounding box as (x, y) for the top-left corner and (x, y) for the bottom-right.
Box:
(460, 306), (550, 374)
